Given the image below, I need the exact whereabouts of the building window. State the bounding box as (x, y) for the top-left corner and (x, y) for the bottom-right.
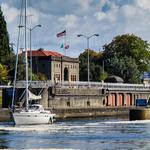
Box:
(103, 99), (105, 105)
(87, 101), (90, 106)
(71, 75), (76, 81)
(67, 101), (70, 107)
(74, 75), (76, 81)
(54, 74), (60, 81)
(64, 67), (69, 81)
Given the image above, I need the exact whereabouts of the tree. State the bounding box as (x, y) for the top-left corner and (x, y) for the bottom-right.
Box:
(106, 56), (140, 83)
(79, 50), (88, 81)
(0, 7), (16, 83)
(36, 73), (47, 81)
(79, 49), (104, 81)
(103, 34), (150, 83)
(0, 63), (9, 84)
(99, 70), (108, 81)
(0, 7), (11, 64)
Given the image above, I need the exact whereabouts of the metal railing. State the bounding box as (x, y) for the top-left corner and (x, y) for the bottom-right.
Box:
(0, 85), (13, 89)
(14, 81), (150, 91)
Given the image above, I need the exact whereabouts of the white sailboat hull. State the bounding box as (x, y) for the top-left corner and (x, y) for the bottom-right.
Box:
(13, 111), (56, 125)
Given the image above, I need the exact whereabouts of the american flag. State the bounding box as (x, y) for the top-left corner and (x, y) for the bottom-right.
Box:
(56, 30), (66, 37)
(65, 45), (69, 49)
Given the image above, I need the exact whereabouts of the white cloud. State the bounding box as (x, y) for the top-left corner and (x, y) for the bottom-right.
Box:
(58, 14), (79, 29)
(120, 5), (137, 18)
(94, 1), (118, 23)
(94, 12), (106, 21)
(76, 0), (92, 10)
(135, 0), (150, 10)
(26, 7), (40, 26)
(1, 3), (18, 23)
(1, 0), (150, 57)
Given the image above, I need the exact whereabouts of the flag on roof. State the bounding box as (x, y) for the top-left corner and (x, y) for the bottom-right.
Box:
(65, 45), (69, 49)
(57, 30), (66, 37)
(60, 43), (63, 48)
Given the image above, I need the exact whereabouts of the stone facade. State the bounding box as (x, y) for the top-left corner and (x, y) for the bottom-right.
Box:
(51, 56), (79, 82)
(31, 49), (79, 82)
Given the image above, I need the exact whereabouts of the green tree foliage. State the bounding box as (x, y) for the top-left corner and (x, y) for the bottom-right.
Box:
(36, 73), (47, 81)
(79, 49), (106, 81)
(17, 62), (47, 81)
(79, 50), (88, 81)
(107, 56), (140, 83)
(0, 7), (16, 83)
(0, 7), (11, 64)
(0, 63), (9, 84)
(99, 70), (108, 81)
(103, 34), (150, 83)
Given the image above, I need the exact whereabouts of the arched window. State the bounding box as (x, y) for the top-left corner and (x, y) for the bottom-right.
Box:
(64, 67), (69, 81)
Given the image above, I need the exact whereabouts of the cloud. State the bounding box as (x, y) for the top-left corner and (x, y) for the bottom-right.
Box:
(26, 7), (40, 26)
(94, 12), (106, 21)
(135, 0), (150, 10)
(1, 0), (150, 57)
(58, 14), (79, 29)
(76, 0), (92, 10)
(1, 3), (18, 23)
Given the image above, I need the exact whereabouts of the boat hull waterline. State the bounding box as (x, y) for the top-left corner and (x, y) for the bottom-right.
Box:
(13, 111), (55, 125)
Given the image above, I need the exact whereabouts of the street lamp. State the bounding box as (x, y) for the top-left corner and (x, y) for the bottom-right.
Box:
(19, 24), (41, 81)
(77, 34), (99, 84)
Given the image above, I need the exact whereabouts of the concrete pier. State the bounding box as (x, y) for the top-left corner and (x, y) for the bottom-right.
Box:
(1, 82), (150, 121)
(0, 109), (11, 122)
(53, 106), (131, 118)
(0, 107), (133, 122)
(129, 107), (150, 120)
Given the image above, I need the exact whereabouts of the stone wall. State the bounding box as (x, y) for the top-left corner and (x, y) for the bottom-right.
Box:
(40, 86), (150, 110)
(48, 95), (105, 109)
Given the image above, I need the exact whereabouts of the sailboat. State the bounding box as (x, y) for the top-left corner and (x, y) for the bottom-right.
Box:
(11, 0), (56, 125)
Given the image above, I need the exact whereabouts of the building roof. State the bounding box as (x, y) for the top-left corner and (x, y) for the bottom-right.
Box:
(27, 49), (63, 57)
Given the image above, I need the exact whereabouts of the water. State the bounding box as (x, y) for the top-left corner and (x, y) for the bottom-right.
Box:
(0, 118), (150, 149)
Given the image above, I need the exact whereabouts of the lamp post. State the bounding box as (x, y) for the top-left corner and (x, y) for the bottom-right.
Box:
(29, 25), (41, 81)
(77, 34), (99, 84)
(19, 24), (41, 81)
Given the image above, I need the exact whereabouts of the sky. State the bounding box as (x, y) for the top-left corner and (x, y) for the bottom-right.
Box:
(1, 0), (150, 57)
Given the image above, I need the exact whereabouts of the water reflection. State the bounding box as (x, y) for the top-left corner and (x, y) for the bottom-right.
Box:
(0, 131), (9, 149)
(0, 118), (150, 149)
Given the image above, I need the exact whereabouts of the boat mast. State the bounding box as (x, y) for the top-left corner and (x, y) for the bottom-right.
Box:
(24, 0), (29, 111)
(11, 0), (24, 110)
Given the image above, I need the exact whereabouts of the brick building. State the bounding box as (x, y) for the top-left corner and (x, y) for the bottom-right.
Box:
(28, 49), (79, 82)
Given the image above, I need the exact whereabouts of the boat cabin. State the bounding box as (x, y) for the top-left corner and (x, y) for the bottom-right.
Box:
(29, 104), (44, 112)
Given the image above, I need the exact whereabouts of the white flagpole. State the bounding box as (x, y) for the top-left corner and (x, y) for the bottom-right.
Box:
(64, 28), (67, 56)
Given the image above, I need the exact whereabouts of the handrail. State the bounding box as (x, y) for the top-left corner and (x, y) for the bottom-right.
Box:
(14, 81), (150, 91)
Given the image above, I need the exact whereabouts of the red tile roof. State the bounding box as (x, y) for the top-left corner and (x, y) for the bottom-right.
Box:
(27, 49), (63, 57)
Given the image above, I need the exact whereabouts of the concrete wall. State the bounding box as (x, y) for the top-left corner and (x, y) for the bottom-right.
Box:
(40, 88), (49, 109)
(39, 87), (150, 110)
(48, 96), (104, 109)
(2, 85), (150, 119)
(105, 91), (150, 107)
